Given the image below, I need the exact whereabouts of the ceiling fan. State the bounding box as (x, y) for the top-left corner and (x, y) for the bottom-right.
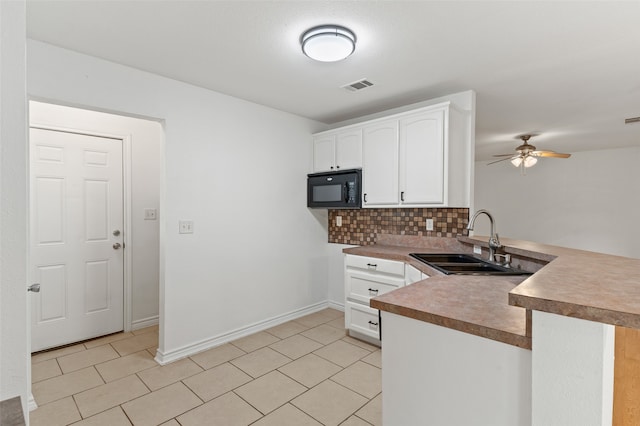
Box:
(488, 135), (571, 173)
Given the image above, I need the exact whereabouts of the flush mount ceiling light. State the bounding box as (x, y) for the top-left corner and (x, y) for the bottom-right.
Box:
(301, 25), (356, 62)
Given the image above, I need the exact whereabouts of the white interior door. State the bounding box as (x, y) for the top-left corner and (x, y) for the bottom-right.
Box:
(30, 128), (124, 352)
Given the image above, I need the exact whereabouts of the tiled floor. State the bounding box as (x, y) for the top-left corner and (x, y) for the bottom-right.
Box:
(30, 308), (382, 426)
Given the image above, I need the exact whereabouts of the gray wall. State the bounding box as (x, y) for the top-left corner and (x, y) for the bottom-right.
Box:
(474, 146), (640, 258)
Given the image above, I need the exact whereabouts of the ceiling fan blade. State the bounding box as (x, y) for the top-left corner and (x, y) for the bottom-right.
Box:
(492, 153), (515, 157)
(487, 156), (517, 165)
(533, 150), (571, 158)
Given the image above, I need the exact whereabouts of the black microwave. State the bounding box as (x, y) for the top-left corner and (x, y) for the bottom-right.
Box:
(307, 169), (362, 209)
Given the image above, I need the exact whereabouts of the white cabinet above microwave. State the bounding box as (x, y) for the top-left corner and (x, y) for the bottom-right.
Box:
(312, 99), (473, 208)
(312, 129), (362, 173)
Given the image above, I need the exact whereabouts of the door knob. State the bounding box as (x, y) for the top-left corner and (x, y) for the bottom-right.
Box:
(113, 243), (122, 250)
(28, 283), (41, 293)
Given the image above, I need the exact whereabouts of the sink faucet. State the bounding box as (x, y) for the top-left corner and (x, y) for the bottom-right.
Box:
(466, 209), (502, 262)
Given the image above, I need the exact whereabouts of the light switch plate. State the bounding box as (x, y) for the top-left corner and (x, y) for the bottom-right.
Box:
(179, 220), (194, 234)
(474, 245), (482, 255)
(144, 208), (157, 220)
(336, 216), (342, 227)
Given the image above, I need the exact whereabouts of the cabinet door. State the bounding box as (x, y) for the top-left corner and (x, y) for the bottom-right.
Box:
(362, 120), (399, 206)
(405, 264), (428, 285)
(399, 109), (445, 205)
(313, 134), (336, 172)
(335, 129), (362, 170)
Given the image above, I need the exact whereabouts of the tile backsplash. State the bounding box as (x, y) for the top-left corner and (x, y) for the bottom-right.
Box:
(328, 208), (469, 246)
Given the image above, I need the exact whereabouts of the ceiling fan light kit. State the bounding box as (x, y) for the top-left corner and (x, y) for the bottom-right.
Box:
(510, 156), (537, 168)
(301, 25), (356, 62)
(489, 134), (570, 174)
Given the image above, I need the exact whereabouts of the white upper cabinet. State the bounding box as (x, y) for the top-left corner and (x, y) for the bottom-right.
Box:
(362, 120), (399, 206)
(312, 129), (362, 172)
(312, 95), (473, 208)
(335, 130), (362, 170)
(399, 109), (445, 205)
(312, 134), (336, 172)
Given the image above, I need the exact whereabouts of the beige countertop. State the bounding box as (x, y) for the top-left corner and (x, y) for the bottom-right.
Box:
(344, 235), (640, 350)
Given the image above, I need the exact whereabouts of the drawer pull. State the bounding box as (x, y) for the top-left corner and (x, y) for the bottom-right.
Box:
(368, 321), (379, 328)
(368, 288), (379, 294)
(366, 263), (378, 268)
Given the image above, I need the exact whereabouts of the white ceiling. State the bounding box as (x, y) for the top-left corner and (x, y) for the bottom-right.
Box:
(26, 1), (640, 160)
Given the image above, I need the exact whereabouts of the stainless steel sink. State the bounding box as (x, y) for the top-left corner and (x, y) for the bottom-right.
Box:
(409, 253), (532, 276)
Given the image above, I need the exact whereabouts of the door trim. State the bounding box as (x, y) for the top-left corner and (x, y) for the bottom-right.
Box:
(29, 123), (133, 332)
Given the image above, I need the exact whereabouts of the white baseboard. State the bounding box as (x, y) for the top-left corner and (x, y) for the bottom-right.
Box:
(155, 301), (330, 365)
(28, 392), (38, 411)
(131, 315), (159, 330)
(328, 300), (345, 312)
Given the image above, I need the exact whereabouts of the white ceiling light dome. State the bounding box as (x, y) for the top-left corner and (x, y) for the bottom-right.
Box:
(301, 25), (356, 62)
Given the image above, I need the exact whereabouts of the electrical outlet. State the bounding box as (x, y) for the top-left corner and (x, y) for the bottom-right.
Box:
(426, 218), (434, 231)
(336, 216), (342, 227)
(144, 208), (157, 220)
(179, 220), (194, 234)
(474, 245), (482, 255)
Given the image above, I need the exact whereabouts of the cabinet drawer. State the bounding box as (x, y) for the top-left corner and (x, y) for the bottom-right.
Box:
(345, 301), (380, 341)
(346, 270), (404, 304)
(345, 254), (405, 276)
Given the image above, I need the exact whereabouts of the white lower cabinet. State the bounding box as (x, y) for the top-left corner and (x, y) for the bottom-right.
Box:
(345, 301), (381, 341)
(405, 264), (428, 285)
(345, 254), (428, 344)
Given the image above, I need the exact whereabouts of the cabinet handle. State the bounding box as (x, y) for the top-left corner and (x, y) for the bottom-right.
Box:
(336, 165), (340, 169)
(401, 191), (405, 202)
(368, 288), (379, 294)
(330, 166), (334, 170)
(366, 263), (377, 269)
(363, 193), (367, 203)
(368, 321), (379, 328)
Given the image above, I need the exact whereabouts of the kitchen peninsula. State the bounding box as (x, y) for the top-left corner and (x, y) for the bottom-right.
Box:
(344, 235), (640, 426)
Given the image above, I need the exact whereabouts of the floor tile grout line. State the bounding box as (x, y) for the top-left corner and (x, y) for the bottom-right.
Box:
(327, 376), (379, 401)
(287, 384), (339, 426)
(179, 377), (208, 405)
(170, 389), (241, 424)
(34, 365), (107, 408)
(141, 388), (204, 426)
(181, 379), (206, 406)
(228, 336), (284, 354)
(316, 377), (375, 424)
(352, 413), (376, 426)
(93, 349), (160, 384)
(120, 405), (135, 426)
(231, 387), (286, 418)
(102, 382), (200, 425)
(279, 350), (345, 374)
(72, 375), (153, 420)
(253, 382), (332, 425)
(276, 364), (331, 392)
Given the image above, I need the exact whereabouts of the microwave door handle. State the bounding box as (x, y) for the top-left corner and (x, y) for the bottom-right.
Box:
(343, 182), (348, 202)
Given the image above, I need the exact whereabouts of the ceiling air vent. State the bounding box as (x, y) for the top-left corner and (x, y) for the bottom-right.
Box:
(342, 79), (374, 92)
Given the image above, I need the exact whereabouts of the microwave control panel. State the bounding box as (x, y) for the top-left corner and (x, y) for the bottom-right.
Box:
(346, 181), (357, 203)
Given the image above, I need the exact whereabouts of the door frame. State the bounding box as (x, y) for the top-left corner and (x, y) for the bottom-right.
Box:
(28, 122), (134, 333)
